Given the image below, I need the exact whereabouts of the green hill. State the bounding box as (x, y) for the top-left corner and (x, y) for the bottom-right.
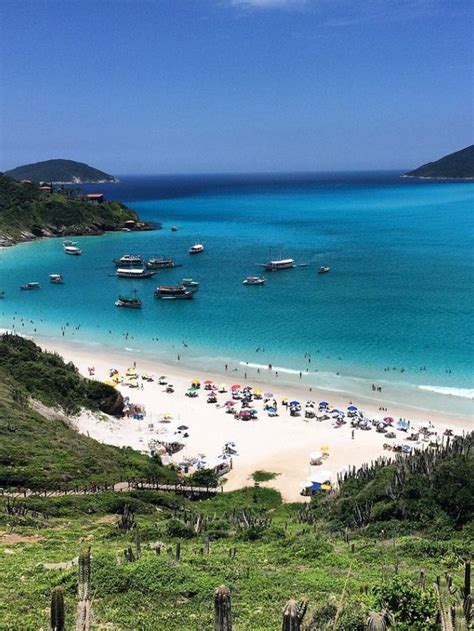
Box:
(0, 173), (150, 244)
(5, 159), (117, 183)
(404, 145), (474, 179)
(0, 334), (175, 490)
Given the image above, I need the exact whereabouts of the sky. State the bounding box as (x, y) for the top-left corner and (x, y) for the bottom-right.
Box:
(0, 0), (473, 174)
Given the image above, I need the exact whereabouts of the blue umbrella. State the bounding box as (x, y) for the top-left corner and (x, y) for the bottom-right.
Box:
(319, 401), (328, 406)
(290, 400), (300, 406)
(347, 405), (358, 411)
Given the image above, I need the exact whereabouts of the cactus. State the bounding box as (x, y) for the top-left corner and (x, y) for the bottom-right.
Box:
(118, 503), (136, 531)
(281, 599), (308, 631)
(214, 585), (232, 631)
(464, 562), (471, 599)
(78, 547), (91, 601)
(134, 529), (141, 560)
(176, 542), (181, 561)
(50, 587), (65, 631)
(366, 610), (393, 631)
(124, 546), (135, 563)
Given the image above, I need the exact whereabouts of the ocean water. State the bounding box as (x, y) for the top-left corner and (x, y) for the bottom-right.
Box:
(0, 172), (473, 418)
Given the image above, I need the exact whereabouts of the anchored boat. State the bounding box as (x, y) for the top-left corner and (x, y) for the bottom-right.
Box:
(115, 289), (142, 309)
(63, 241), (82, 255)
(318, 266), (330, 274)
(181, 278), (199, 290)
(262, 258), (295, 271)
(154, 285), (194, 300)
(242, 276), (266, 285)
(20, 282), (40, 290)
(189, 243), (204, 254)
(146, 256), (178, 269)
(116, 268), (155, 279)
(114, 254), (143, 267)
(49, 274), (64, 284)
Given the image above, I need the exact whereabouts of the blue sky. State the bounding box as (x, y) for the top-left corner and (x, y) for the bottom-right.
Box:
(1, 0), (472, 174)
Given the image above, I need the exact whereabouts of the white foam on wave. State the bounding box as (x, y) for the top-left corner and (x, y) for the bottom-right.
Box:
(418, 385), (474, 399)
(124, 347), (141, 353)
(239, 361), (304, 376)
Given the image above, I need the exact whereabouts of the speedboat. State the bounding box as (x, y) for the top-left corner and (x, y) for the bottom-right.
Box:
(20, 282), (40, 290)
(154, 285), (194, 300)
(171, 226), (178, 232)
(114, 254), (143, 267)
(0, 290), (5, 298)
(318, 266), (330, 274)
(181, 278), (199, 289)
(189, 243), (204, 254)
(146, 256), (177, 269)
(49, 274), (64, 284)
(115, 290), (142, 309)
(63, 241), (82, 255)
(263, 258), (294, 271)
(242, 276), (266, 285)
(116, 268), (155, 279)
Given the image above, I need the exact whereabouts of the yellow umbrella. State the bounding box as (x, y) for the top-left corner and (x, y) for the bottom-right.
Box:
(254, 388), (261, 395)
(103, 379), (117, 387)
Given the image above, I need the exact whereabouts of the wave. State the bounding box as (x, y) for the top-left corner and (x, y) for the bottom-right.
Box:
(239, 361), (302, 376)
(418, 385), (474, 399)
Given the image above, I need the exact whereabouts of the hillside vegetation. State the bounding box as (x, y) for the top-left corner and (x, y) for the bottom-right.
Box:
(0, 335), (175, 490)
(404, 144), (474, 179)
(5, 158), (117, 183)
(0, 173), (145, 244)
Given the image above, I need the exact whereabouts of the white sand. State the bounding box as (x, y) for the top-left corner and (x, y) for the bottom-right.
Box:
(27, 337), (471, 502)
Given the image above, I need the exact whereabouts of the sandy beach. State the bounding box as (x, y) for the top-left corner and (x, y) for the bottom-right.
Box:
(19, 334), (469, 502)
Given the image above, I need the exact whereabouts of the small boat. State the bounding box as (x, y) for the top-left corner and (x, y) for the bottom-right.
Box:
(171, 226), (178, 232)
(0, 290), (5, 298)
(63, 241), (82, 255)
(115, 289), (142, 309)
(189, 243), (204, 255)
(262, 258), (295, 271)
(49, 274), (64, 284)
(181, 278), (199, 289)
(242, 276), (266, 285)
(318, 266), (330, 274)
(20, 282), (40, 290)
(116, 268), (155, 279)
(146, 256), (178, 269)
(114, 254), (143, 267)
(154, 285), (194, 300)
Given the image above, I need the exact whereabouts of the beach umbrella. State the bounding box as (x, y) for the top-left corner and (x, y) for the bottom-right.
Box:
(231, 384), (241, 390)
(177, 425), (189, 430)
(290, 400), (300, 406)
(240, 410), (251, 416)
(264, 391), (273, 398)
(309, 450), (323, 462)
(384, 416), (394, 423)
(347, 405), (358, 411)
(319, 401), (329, 406)
(204, 379), (213, 384)
(254, 388), (261, 395)
(102, 379), (117, 387)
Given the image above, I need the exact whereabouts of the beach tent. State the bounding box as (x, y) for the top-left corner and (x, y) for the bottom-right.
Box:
(309, 451), (323, 463)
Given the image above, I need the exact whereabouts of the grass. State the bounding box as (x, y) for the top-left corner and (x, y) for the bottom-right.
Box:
(251, 470), (279, 483)
(0, 488), (471, 630)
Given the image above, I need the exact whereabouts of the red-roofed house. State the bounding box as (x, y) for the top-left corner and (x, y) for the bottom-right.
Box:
(86, 193), (104, 203)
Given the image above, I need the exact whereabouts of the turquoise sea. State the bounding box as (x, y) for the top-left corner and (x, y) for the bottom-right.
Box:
(0, 173), (473, 418)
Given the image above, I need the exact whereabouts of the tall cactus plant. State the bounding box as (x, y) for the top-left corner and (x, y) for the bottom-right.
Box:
(214, 585), (232, 631)
(78, 547), (91, 600)
(281, 599), (308, 631)
(366, 610), (393, 631)
(51, 587), (65, 631)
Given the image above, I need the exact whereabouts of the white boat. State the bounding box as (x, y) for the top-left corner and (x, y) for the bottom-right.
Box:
(116, 268), (155, 279)
(181, 278), (199, 289)
(318, 266), (330, 274)
(146, 256), (177, 269)
(114, 254), (143, 267)
(189, 243), (204, 254)
(20, 282), (40, 290)
(63, 241), (82, 256)
(263, 258), (294, 271)
(154, 285), (194, 300)
(242, 276), (266, 285)
(49, 274), (64, 284)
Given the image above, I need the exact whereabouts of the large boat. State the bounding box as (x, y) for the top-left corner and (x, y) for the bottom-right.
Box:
(49, 274), (64, 284)
(114, 254), (143, 267)
(242, 276), (266, 285)
(181, 278), (199, 289)
(116, 268), (155, 279)
(63, 241), (82, 255)
(146, 256), (178, 269)
(263, 258), (295, 271)
(115, 289), (142, 309)
(20, 282), (40, 290)
(318, 266), (331, 274)
(154, 285), (194, 300)
(189, 243), (204, 255)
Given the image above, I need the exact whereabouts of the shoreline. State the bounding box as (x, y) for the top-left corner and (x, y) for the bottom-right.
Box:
(14, 332), (472, 502)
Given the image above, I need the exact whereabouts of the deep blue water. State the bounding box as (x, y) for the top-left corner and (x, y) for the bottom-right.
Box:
(1, 172), (473, 416)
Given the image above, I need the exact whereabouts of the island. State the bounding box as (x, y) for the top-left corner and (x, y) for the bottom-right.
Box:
(5, 158), (118, 184)
(404, 144), (474, 179)
(0, 173), (152, 246)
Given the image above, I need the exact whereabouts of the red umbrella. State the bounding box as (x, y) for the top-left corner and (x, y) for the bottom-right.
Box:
(231, 384), (241, 390)
(204, 379), (213, 384)
(384, 417), (395, 423)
